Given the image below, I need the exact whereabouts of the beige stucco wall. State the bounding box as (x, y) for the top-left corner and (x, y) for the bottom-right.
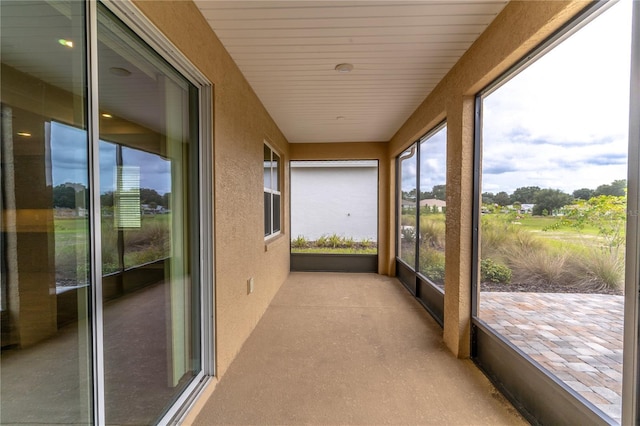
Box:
(133, 1), (291, 377)
(388, 1), (589, 357)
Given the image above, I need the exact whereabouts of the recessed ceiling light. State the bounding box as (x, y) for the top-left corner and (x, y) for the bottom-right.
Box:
(109, 67), (132, 77)
(17, 132), (31, 137)
(336, 116), (345, 120)
(58, 39), (73, 48)
(101, 113), (113, 118)
(335, 63), (354, 73)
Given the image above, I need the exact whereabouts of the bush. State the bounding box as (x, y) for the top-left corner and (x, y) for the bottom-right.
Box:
(327, 233), (342, 248)
(419, 216), (445, 250)
(316, 235), (329, 247)
(569, 249), (624, 291)
(401, 227), (415, 244)
(419, 248), (445, 285)
(508, 247), (569, 287)
(291, 235), (308, 248)
(481, 258), (512, 284)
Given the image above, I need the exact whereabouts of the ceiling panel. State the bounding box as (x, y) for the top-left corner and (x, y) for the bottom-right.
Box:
(194, 1), (509, 143)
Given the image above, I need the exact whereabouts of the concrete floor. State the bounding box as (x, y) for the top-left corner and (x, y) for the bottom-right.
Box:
(193, 272), (526, 425)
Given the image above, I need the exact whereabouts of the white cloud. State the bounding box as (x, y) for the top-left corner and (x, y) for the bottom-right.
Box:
(481, 0), (632, 195)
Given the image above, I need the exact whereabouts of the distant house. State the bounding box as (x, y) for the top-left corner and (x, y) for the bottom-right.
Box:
(515, 203), (534, 213)
(291, 160), (378, 241)
(419, 198), (446, 212)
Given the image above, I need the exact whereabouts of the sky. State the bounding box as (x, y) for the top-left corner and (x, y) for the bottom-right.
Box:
(481, 0), (632, 195)
(50, 122), (172, 195)
(402, 0), (632, 197)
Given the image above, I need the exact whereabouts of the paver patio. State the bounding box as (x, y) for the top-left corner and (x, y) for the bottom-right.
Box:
(480, 292), (624, 423)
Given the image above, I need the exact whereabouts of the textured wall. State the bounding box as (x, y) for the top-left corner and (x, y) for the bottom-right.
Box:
(132, 1), (291, 377)
(387, 1), (589, 357)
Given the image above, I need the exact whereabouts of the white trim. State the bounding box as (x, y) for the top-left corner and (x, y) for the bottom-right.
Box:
(264, 142), (282, 239)
(86, 1), (106, 423)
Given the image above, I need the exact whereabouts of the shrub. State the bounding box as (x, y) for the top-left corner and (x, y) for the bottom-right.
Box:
(327, 233), (342, 248)
(419, 248), (445, 285)
(316, 235), (329, 247)
(508, 247), (569, 287)
(419, 216), (445, 250)
(401, 227), (416, 244)
(569, 249), (624, 291)
(291, 235), (308, 249)
(480, 258), (512, 284)
(360, 238), (373, 249)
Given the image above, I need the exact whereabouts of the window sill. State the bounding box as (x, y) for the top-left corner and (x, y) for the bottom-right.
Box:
(264, 233), (286, 252)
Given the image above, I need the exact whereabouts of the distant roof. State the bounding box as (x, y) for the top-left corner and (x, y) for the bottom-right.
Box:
(419, 199), (446, 207)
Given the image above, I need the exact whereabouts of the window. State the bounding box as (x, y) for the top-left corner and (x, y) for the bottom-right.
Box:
(264, 143), (281, 238)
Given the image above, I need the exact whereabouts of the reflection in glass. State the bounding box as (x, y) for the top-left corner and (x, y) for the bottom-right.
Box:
(98, 4), (200, 424)
(478, 2), (631, 422)
(0, 1), (92, 424)
(398, 146), (418, 267)
(418, 126), (447, 287)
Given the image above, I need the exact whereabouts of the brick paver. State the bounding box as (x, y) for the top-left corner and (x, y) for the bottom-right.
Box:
(480, 292), (623, 423)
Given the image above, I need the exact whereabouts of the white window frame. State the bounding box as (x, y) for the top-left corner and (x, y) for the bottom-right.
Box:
(264, 142), (281, 239)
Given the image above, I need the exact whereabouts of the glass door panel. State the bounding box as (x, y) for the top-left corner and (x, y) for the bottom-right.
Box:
(0, 1), (93, 423)
(97, 5), (200, 424)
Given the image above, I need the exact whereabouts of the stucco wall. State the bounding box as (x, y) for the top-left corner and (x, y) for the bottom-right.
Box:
(132, 1), (291, 377)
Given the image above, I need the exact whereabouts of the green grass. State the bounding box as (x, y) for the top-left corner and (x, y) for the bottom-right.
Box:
(55, 214), (171, 279)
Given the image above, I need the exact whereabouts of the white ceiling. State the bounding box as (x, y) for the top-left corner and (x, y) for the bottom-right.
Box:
(194, 1), (508, 143)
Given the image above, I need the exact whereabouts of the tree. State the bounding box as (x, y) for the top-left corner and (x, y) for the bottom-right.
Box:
(402, 188), (417, 201)
(594, 179), (626, 197)
(572, 188), (594, 200)
(494, 191), (511, 206)
(431, 184), (446, 201)
(532, 189), (572, 216)
(510, 186), (541, 204)
(53, 185), (76, 208)
(162, 192), (171, 209)
(481, 192), (495, 205)
(547, 195), (626, 255)
(139, 188), (164, 207)
(101, 191), (114, 207)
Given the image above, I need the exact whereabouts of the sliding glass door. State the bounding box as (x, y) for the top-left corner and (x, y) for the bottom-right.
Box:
(0, 2), (93, 423)
(0, 1), (210, 424)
